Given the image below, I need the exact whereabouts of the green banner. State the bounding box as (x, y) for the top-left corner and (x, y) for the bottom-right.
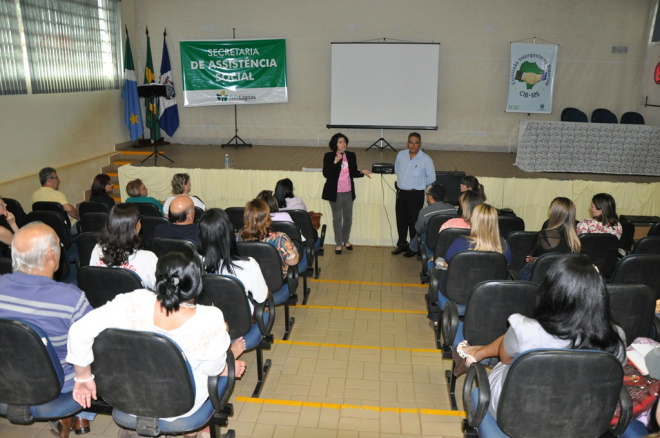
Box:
(180, 38), (287, 106)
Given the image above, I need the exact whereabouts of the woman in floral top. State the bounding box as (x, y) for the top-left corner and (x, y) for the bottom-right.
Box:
(577, 193), (622, 239)
(239, 199), (299, 279)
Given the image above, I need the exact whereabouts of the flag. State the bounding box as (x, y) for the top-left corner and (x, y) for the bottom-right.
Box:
(159, 31), (179, 137)
(144, 28), (160, 141)
(121, 30), (143, 141)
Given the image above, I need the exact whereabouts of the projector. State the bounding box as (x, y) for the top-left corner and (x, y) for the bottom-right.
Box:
(371, 163), (395, 174)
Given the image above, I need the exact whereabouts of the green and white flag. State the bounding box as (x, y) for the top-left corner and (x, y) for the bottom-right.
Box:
(180, 39), (287, 107)
(506, 43), (557, 114)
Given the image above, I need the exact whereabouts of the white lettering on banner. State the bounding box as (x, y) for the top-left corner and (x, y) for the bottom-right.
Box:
(214, 72), (255, 82)
(191, 61), (205, 70)
(206, 48), (261, 57)
(206, 59), (278, 69)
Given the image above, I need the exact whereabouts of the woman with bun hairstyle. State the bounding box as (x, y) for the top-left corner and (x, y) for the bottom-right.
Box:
(322, 133), (371, 255)
(66, 249), (247, 422)
(456, 176), (486, 217)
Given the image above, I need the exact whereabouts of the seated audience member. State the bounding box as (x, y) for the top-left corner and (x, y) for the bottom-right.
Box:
(407, 184), (456, 257)
(125, 179), (164, 215)
(0, 222), (93, 437)
(66, 250), (247, 428)
(518, 197), (581, 281)
(0, 196), (19, 247)
(162, 173), (206, 217)
(577, 193), (622, 239)
(257, 190), (293, 223)
(457, 175), (486, 217)
(153, 195), (199, 245)
(239, 199), (299, 279)
(439, 190), (484, 233)
(89, 204), (158, 290)
(456, 255), (626, 419)
(274, 178), (307, 211)
(88, 174), (116, 209)
(442, 203), (511, 267)
(198, 208), (268, 317)
(31, 167), (80, 225)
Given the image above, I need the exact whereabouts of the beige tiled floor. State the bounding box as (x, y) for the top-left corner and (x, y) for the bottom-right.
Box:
(0, 246), (465, 438)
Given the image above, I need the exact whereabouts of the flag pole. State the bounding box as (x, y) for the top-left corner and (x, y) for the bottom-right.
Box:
(222, 28), (252, 149)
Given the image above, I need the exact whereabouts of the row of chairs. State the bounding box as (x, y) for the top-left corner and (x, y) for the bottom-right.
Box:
(561, 107), (645, 124)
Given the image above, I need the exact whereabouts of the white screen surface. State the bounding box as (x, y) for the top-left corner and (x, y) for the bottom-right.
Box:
(330, 42), (440, 129)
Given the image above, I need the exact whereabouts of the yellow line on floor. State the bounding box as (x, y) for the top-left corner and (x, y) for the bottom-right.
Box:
(235, 396), (465, 417)
(298, 304), (426, 314)
(311, 279), (427, 288)
(273, 339), (441, 353)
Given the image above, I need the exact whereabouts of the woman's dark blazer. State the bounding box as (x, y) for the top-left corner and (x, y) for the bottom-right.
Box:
(322, 151), (364, 202)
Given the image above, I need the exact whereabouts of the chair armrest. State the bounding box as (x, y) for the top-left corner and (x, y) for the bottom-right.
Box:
(508, 268), (518, 280)
(208, 349), (236, 411)
(254, 292), (276, 335)
(420, 236), (428, 276)
(610, 385), (633, 436)
(286, 265), (299, 297)
(319, 224), (326, 248)
(441, 301), (459, 348)
(463, 363), (490, 428)
(429, 267), (439, 293)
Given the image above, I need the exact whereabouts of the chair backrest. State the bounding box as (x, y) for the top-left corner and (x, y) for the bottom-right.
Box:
(607, 284), (655, 346)
(529, 252), (571, 283)
(445, 251), (509, 305)
(620, 111), (645, 125)
(139, 216), (170, 248)
(506, 231), (537, 273)
(561, 107), (588, 123)
(225, 207), (245, 233)
(200, 275), (253, 339)
(497, 215), (525, 238)
(425, 214), (460, 251)
(271, 221), (303, 254)
(434, 228), (471, 260)
(463, 281), (538, 346)
(76, 232), (100, 267)
(611, 254), (660, 299)
(149, 237), (198, 258)
(3, 198), (28, 228)
(287, 209), (318, 242)
(91, 328), (195, 418)
(591, 108), (618, 124)
(77, 266), (144, 308)
(79, 201), (110, 215)
(632, 236), (660, 255)
(26, 210), (71, 250)
(237, 242), (284, 293)
(194, 207), (204, 224)
(79, 211), (108, 233)
(0, 319), (63, 411)
(497, 349), (624, 438)
(651, 223), (660, 237)
(133, 202), (161, 218)
(579, 233), (620, 278)
(0, 257), (11, 274)
(619, 219), (635, 253)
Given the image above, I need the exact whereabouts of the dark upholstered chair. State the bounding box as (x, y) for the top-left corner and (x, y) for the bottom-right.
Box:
(0, 258), (11, 275)
(271, 221), (312, 304)
(560, 107), (588, 122)
(497, 216), (524, 239)
(25, 211), (71, 282)
(506, 231), (537, 274)
(442, 280), (538, 410)
(462, 349), (632, 438)
(579, 233), (619, 278)
(238, 242), (298, 340)
(419, 214), (459, 283)
(149, 237), (198, 258)
(529, 252), (566, 283)
(138, 216), (169, 248)
(78, 201), (110, 215)
(132, 202), (161, 218)
(225, 207), (245, 233)
(76, 232), (99, 268)
(620, 111), (645, 124)
(591, 108), (618, 123)
(611, 254), (660, 299)
(79, 212), (107, 233)
(200, 274), (275, 398)
(607, 284), (657, 346)
(619, 219), (635, 254)
(77, 266), (144, 308)
(0, 319), (82, 425)
(632, 236), (660, 255)
(287, 209), (326, 279)
(3, 198), (28, 228)
(91, 328), (235, 437)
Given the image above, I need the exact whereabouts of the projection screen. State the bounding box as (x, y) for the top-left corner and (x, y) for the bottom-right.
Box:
(329, 42), (440, 130)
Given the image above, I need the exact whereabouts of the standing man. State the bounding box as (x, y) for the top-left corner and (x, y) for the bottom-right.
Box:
(392, 132), (436, 256)
(31, 167), (80, 225)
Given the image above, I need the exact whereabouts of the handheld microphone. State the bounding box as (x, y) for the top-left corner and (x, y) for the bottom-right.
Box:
(340, 150), (344, 155)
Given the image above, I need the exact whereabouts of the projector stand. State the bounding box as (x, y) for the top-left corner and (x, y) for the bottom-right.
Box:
(365, 129), (396, 152)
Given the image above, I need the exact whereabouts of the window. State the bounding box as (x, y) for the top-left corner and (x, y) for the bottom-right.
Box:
(0, 0), (122, 95)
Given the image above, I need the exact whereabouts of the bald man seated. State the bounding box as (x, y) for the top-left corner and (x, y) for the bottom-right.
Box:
(152, 195), (199, 245)
(0, 222), (93, 437)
